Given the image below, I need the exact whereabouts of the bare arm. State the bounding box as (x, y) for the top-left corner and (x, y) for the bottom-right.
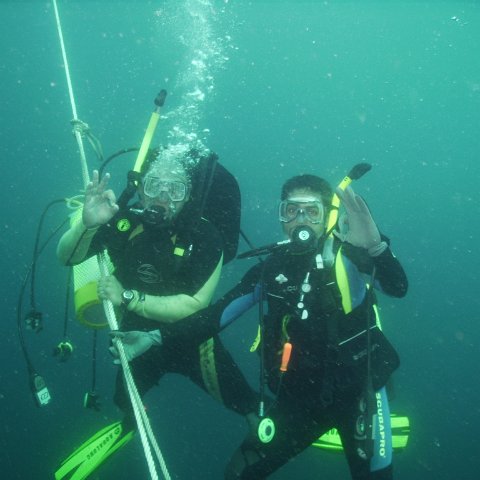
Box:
(125, 254), (223, 323)
(56, 216), (99, 265)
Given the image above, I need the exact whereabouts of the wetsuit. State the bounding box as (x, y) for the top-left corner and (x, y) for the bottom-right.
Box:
(87, 208), (257, 418)
(224, 236), (408, 479)
(163, 235), (407, 479)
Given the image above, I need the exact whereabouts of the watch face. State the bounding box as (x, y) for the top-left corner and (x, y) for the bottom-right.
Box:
(122, 290), (134, 303)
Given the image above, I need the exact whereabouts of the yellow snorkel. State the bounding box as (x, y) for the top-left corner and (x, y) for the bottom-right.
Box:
(132, 90), (167, 174)
(325, 163), (372, 236)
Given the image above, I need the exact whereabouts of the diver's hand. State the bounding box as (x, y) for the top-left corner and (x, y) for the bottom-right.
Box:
(109, 330), (162, 364)
(97, 275), (124, 307)
(83, 170), (119, 229)
(334, 186), (381, 250)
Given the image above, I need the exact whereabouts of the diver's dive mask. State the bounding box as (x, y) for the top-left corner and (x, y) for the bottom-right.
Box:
(143, 176), (189, 202)
(134, 151), (192, 228)
(131, 178), (188, 229)
(279, 197), (325, 225)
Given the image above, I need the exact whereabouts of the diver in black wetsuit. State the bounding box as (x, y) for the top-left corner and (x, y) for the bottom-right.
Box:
(56, 145), (257, 452)
(163, 173), (407, 479)
(226, 174), (407, 479)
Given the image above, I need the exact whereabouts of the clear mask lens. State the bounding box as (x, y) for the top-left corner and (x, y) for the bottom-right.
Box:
(143, 177), (187, 202)
(279, 200), (324, 224)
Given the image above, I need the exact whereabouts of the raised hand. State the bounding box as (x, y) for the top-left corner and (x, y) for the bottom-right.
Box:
(82, 170), (119, 228)
(334, 186), (381, 250)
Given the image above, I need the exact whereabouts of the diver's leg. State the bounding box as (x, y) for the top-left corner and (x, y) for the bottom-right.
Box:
(225, 399), (329, 479)
(212, 337), (258, 414)
(337, 388), (394, 480)
(369, 387), (394, 479)
(188, 336), (258, 415)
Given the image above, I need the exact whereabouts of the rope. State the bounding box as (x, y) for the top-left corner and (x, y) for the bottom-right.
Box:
(99, 253), (170, 480)
(52, 1), (169, 478)
(52, 0), (89, 186)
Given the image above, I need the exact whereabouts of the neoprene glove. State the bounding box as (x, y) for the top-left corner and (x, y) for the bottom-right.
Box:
(109, 330), (162, 364)
(334, 186), (381, 251)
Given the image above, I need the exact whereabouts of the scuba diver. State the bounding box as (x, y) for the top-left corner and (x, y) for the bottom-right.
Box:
(160, 173), (408, 479)
(55, 144), (258, 479)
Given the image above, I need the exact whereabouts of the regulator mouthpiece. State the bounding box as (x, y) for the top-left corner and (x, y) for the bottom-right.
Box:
(288, 225), (317, 253)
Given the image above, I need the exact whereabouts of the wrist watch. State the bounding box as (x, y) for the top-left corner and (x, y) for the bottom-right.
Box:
(121, 289), (135, 306)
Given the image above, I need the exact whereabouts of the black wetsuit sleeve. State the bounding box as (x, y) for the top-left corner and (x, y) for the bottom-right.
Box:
(160, 262), (263, 345)
(342, 234), (408, 298)
(372, 246), (408, 297)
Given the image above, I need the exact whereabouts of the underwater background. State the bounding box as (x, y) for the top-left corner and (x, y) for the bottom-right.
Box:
(1, 1), (479, 478)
